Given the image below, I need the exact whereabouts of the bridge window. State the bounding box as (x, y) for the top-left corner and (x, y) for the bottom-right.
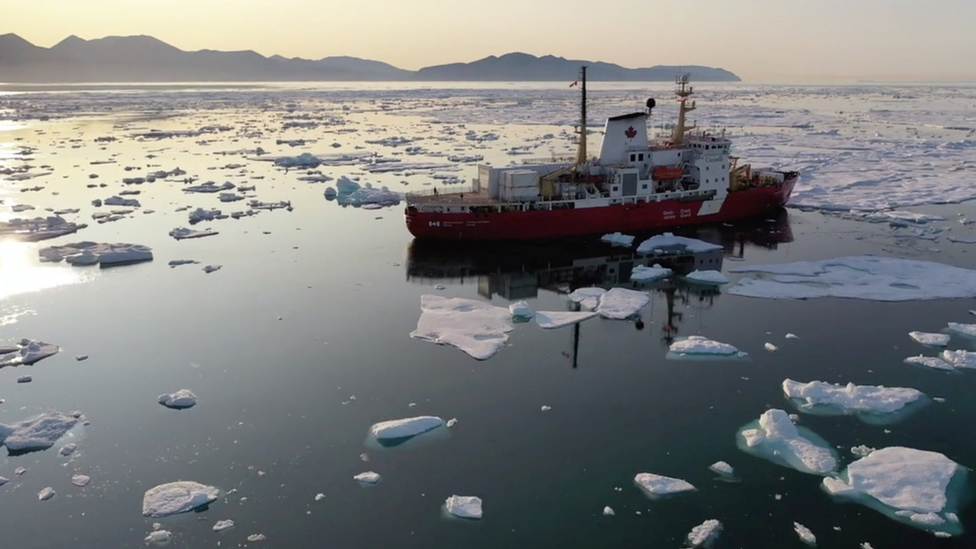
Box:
(629, 153), (635, 161)
(638, 153), (644, 161)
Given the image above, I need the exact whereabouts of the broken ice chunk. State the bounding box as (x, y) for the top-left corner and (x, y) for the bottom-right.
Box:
(686, 519), (722, 547)
(158, 389), (198, 409)
(144, 529), (173, 545)
(765, 342), (778, 352)
(636, 233), (722, 255)
(946, 322), (976, 338)
(354, 471), (382, 485)
(941, 349), (976, 369)
(0, 339), (60, 367)
(58, 442), (77, 456)
(595, 287), (649, 319)
(909, 331), (950, 347)
(794, 522), (816, 546)
(602, 506), (614, 516)
(169, 227), (218, 240)
(444, 495), (482, 519)
(667, 336), (746, 359)
(203, 265), (222, 274)
(410, 295), (513, 360)
(633, 472), (696, 498)
(534, 310), (597, 329)
(904, 355), (954, 371)
(142, 481), (220, 517)
(737, 409), (837, 475)
(213, 519), (235, 532)
(630, 264), (672, 282)
(509, 300), (534, 321)
(369, 416), (445, 445)
(71, 474), (90, 487)
(782, 379), (927, 422)
(0, 411), (78, 452)
(600, 232), (635, 247)
(568, 287), (606, 310)
(709, 461), (734, 476)
(38, 487), (56, 501)
(685, 270), (729, 285)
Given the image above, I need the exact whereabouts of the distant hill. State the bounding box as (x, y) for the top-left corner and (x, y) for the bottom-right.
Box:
(0, 34), (740, 83)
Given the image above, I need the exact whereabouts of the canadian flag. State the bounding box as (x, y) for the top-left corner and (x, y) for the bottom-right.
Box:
(569, 81), (578, 88)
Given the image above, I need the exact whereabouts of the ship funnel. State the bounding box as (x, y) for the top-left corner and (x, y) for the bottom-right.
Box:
(646, 98), (656, 112)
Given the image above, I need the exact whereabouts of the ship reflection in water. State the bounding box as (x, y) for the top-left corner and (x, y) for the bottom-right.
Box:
(405, 209), (793, 365)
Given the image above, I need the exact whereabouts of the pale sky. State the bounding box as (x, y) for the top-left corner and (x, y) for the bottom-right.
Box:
(2, 0), (974, 82)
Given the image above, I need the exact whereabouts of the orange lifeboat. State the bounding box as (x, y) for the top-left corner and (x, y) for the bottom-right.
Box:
(652, 165), (683, 180)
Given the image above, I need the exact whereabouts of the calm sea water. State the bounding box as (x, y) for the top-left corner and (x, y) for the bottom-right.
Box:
(1, 83), (975, 548)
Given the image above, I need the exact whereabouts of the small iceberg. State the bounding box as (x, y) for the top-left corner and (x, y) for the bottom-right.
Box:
(39, 242), (153, 267)
(509, 300), (534, 321)
(737, 409), (837, 475)
(595, 287), (649, 319)
(822, 446), (968, 536)
(568, 287), (606, 310)
(410, 295), (513, 360)
(909, 331), (950, 347)
(685, 270), (729, 285)
(0, 411), (78, 453)
(630, 264), (672, 282)
(534, 310), (597, 330)
(667, 336), (747, 360)
(636, 232), (722, 255)
(782, 379), (927, 424)
(0, 339), (60, 367)
(158, 389), (198, 409)
(600, 232), (635, 247)
(634, 472), (696, 498)
(369, 416), (445, 447)
(142, 481), (220, 517)
(686, 519), (722, 547)
(444, 495), (482, 519)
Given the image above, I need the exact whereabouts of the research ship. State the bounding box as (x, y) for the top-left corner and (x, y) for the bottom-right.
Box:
(404, 68), (797, 241)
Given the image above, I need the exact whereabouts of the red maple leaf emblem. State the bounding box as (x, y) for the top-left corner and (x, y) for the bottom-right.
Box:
(625, 126), (637, 138)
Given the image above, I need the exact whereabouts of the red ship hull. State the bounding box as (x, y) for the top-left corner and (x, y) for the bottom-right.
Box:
(406, 177), (796, 241)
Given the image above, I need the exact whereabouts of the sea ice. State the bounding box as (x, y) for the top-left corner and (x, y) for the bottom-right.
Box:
(945, 322), (976, 338)
(602, 506), (614, 516)
(273, 153), (322, 168)
(822, 447), (965, 536)
(0, 216), (83, 241)
(0, 339), (60, 367)
(168, 259), (198, 268)
(369, 416), (445, 442)
(630, 264), (672, 282)
(686, 519), (722, 547)
(213, 519), (235, 532)
(40, 241), (152, 267)
(38, 487), (56, 501)
(794, 522), (816, 546)
(685, 270), (730, 285)
(59, 442), (77, 456)
(568, 287), (606, 310)
(600, 232), (635, 247)
(410, 295), (513, 360)
(144, 529), (173, 545)
(737, 409), (837, 475)
(709, 461), (734, 476)
(142, 481), (220, 517)
(667, 336), (746, 359)
(203, 265), (222, 274)
(728, 256), (976, 301)
(71, 474), (90, 487)
(903, 355), (954, 371)
(636, 233), (722, 255)
(17, 375), (31, 383)
(782, 379), (926, 420)
(354, 471), (382, 485)
(0, 411), (78, 452)
(169, 227), (218, 240)
(633, 472), (696, 497)
(595, 287), (649, 319)
(534, 310), (597, 329)
(158, 389), (198, 409)
(509, 300), (534, 320)
(765, 342), (779, 352)
(444, 495), (482, 519)
(940, 349), (976, 369)
(909, 331), (950, 346)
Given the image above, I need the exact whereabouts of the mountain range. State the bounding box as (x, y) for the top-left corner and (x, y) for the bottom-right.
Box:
(0, 34), (741, 83)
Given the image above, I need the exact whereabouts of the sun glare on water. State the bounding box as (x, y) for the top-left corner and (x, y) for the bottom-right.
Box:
(0, 239), (93, 300)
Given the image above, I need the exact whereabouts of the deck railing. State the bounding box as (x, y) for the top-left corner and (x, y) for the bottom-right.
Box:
(405, 185), (476, 200)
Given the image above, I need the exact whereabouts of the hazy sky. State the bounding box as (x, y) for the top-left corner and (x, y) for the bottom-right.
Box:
(3, 0), (974, 82)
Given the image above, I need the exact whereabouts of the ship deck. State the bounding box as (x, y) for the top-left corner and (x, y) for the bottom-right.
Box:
(406, 191), (499, 206)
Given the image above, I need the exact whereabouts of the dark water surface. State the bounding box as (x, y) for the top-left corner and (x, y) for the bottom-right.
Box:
(2, 202), (976, 548)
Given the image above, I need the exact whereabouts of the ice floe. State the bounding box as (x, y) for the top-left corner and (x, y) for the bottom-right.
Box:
(667, 336), (747, 360)
(636, 232), (722, 255)
(71, 474), (91, 487)
(945, 322), (976, 338)
(354, 471), (382, 485)
(169, 227), (218, 240)
(0, 411), (78, 452)
(685, 269), (729, 285)
(602, 506), (614, 516)
(595, 287), (649, 319)
(410, 295), (513, 360)
(0, 339), (60, 367)
(737, 409), (837, 475)
(38, 487), (56, 501)
(904, 355), (955, 371)
(600, 232), (635, 247)
(822, 447), (966, 536)
(158, 389), (198, 409)
(144, 529), (173, 545)
(728, 256), (976, 301)
(509, 300), (534, 321)
(709, 461), (735, 476)
(940, 349), (976, 369)
(794, 522), (817, 546)
(444, 495), (482, 519)
(0, 216), (84, 242)
(782, 379), (927, 422)
(686, 519), (722, 547)
(213, 519), (235, 532)
(534, 310), (597, 329)
(369, 416), (445, 445)
(633, 472), (696, 498)
(59, 442), (77, 456)
(568, 287), (606, 310)
(142, 481), (220, 517)
(909, 331), (950, 347)
(630, 264), (672, 282)
(39, 242), (152, 267)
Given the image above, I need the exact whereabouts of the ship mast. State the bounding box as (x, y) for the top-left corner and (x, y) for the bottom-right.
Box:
(575, 65), (587, 167)
(670, 73), (696, 146)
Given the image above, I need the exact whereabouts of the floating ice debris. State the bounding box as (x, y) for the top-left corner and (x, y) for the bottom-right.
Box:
(446, 418), (458, 428)
(904, 355), (955, 371)
(203, 265), (222, 274)
(765, 342), (779, 352)
(158, 389), (198, 409)
(39, 242), (152, 267)
(213, 519), (235, 532)
(785, 333), (799, 339)
(0, 477), (8, 486)
(59, 442), (77, 456)
(0, 339), (52, 367)
(17, 375), (31, 383)
(370, 416), (445, 443)
(595, 287), (649, 319)
(142, 481), (220, 517)
(145, 529), (173, 545)
(249, 199), (291, 211)
(534, 310), (597, 329)
(630, 264), (672, 282)
(636, 232), (722, 255)
(444, 495), (482, 519)
(729, 256), (976, 301)
(687, 519), (722, 547)
(218, 192), (243, 203)
(782, 379), (926, 420)
(75, 355), (88, 361)
(71, 474), (90, 487)
(737, 409), (837, 475)
(36, 487), (57, 502)
(945, 322), (976, 338)
(15, 467), (26, 476)
(940, 349), (976, 369)
(103, 195), (140, 208)
(247, 533), (267, 542)
(685, 270), (730, 285)
(0, 411), (78, 452)
(188, 207), (223, 223)
(273, 153), (322, 168)
(183, 181), (235, 193)
(568, 287), (606, 310)
(410, 295), (513, 360)
(509, 300), (534, 320)
(540, 405), (552, 412)
(314, 493), (326, 501)
(168, 259), (198, 268)
(634, 472), (696, 497)
(603, 506), (614, 516)
(794, 522), (817, 546)
(169, 227), (218, 240)
(822, 447), (965, 536)
(851, 445), (876, 458)
(354, 471), (381, 485)
(667, 336), (746, 359)
(323, 187), (337, 200)
(909, 331), (950, 346)
(600, 232), (635, 247)
(709, 461), (734, 476)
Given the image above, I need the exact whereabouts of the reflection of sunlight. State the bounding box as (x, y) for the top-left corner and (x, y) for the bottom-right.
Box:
(0, 239), (93, 299)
